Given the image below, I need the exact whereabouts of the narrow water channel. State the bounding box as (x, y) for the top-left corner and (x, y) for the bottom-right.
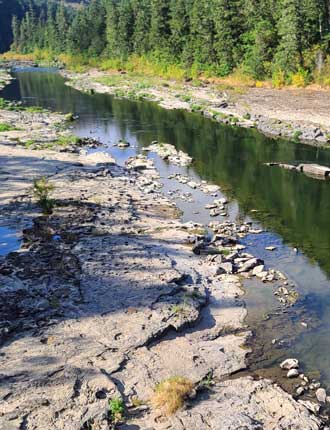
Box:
(2, 68), (330, 388)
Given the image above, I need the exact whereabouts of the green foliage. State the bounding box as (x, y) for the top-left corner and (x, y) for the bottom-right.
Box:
(7, 0), (330, 83)
(55, 134), (80, 147)
(0, 123), (16, 132)
(108, 397), (125, 422)
(33, 176), (55, 215)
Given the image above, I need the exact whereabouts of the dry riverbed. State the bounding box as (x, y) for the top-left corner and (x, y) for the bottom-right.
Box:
(62, 69), (330, 146)
(0, 70), (329, 430)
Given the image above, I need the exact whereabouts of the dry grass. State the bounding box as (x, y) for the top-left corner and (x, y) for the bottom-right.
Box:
(151, 376), (194, 416)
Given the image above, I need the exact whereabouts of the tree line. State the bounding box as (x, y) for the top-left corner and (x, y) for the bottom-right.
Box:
(9, 0), (330, 81)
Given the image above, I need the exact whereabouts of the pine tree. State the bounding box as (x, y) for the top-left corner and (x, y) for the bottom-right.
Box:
(275, 0), (302, 72)
(189, 0), (215, 69)
(213, 0), (244, 76)
(131, 0), (151, 54)
(11, 15), (19, 51)
(106, 0), (119, 57)
(116, 0), (134, 58)
(149, 0), (171, 53)
(169, 0), (190, 59)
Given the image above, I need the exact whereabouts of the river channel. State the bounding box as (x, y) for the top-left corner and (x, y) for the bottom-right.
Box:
(2, 68), (330, 389)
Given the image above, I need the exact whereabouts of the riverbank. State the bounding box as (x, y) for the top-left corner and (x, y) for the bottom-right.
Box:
(0, 69), (329, 429)
(61, 68), (330, 147)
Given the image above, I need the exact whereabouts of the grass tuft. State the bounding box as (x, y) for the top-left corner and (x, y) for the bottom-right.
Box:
(151, 376), (194, 416)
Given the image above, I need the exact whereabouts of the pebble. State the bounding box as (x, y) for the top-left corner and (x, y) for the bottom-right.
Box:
(287, 369), (299, 378)
(296, 387), (305, 396)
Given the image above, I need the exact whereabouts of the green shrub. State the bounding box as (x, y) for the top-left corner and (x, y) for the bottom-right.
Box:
(272, 69), (286, 88)
(109, 397), (125, 422)
(33, 176), (55, 215)
(0, 123), (15, 132)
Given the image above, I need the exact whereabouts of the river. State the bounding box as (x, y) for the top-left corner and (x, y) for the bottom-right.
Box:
(2, 67), (330, 389)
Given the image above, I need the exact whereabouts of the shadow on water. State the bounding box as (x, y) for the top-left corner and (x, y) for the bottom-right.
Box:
(3, 69), (330, 387)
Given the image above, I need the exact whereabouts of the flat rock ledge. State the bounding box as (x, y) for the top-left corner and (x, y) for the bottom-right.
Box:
(0, 146), (327, 428)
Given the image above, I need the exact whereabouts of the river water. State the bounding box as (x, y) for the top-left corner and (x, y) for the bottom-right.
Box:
(2, 68), (330, 389)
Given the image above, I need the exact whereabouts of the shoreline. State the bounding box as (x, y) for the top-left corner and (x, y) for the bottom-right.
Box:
(0, 67), (329, 429)
(61, 68), (330, 148)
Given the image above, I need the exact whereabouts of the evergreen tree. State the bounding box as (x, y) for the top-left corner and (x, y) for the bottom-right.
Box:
(106, 0), (119, 57)
(275, 0), (302, 72)
(116, 0), (134, 57)
(189, 0), (216, 68)
(169, 0), (190, 59)
(149, 0), (171, 53)
(131, 0), (151, 54)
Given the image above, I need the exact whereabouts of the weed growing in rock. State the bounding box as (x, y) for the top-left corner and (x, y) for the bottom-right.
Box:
(109, 397), (125, 423)
(199, 371), (214, 390)
(151, 376), (194, 416)
(33, 176), (55, 215)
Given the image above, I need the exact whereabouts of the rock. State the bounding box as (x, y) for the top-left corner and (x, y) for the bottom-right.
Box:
(287, 369), (299, 378)
(316, 388), (327, 403)
(310, 382), (321, 390)
(265, 246), (277, 251)
(117, 139), (130, 148)
(237, 258), (263, 273)
(256, 271), (268, 279)
(252, 265), (265, 276)
(214, 197), (228, 205)
(296, 387), (305, 396)
(298, 400), (320, 414)
(280, 358), (299, 370)
(210, 208), (221, 217)
(219, 262), (233, 274)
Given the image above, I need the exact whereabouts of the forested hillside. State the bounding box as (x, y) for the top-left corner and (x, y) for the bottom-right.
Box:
(0, 0), (26, 53)
(0, 0), (87, 53)
(7, 0), (330, 84)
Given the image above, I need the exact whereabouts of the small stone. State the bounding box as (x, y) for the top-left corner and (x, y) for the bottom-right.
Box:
(316, 388), (327, 403)
(296, 387), (305, 396)
(280, 358), (299, 370)
(287, 369), (299, 378)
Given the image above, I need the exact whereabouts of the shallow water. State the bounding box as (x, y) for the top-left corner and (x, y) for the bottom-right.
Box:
(0, 226), (21, 256)
(3, 68), (330, 387)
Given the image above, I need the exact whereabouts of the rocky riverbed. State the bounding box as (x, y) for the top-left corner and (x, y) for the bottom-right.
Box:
(0, 72), (329, 430)
(61, 69), (330, 147)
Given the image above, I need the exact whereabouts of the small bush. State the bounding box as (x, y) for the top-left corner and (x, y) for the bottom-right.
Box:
(151, 376), (194, 416)
(33, 176), (55, 215)
(272, 69), (286, 88)
(290, 69), (309, 87)
(109, 397), (125, 422)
